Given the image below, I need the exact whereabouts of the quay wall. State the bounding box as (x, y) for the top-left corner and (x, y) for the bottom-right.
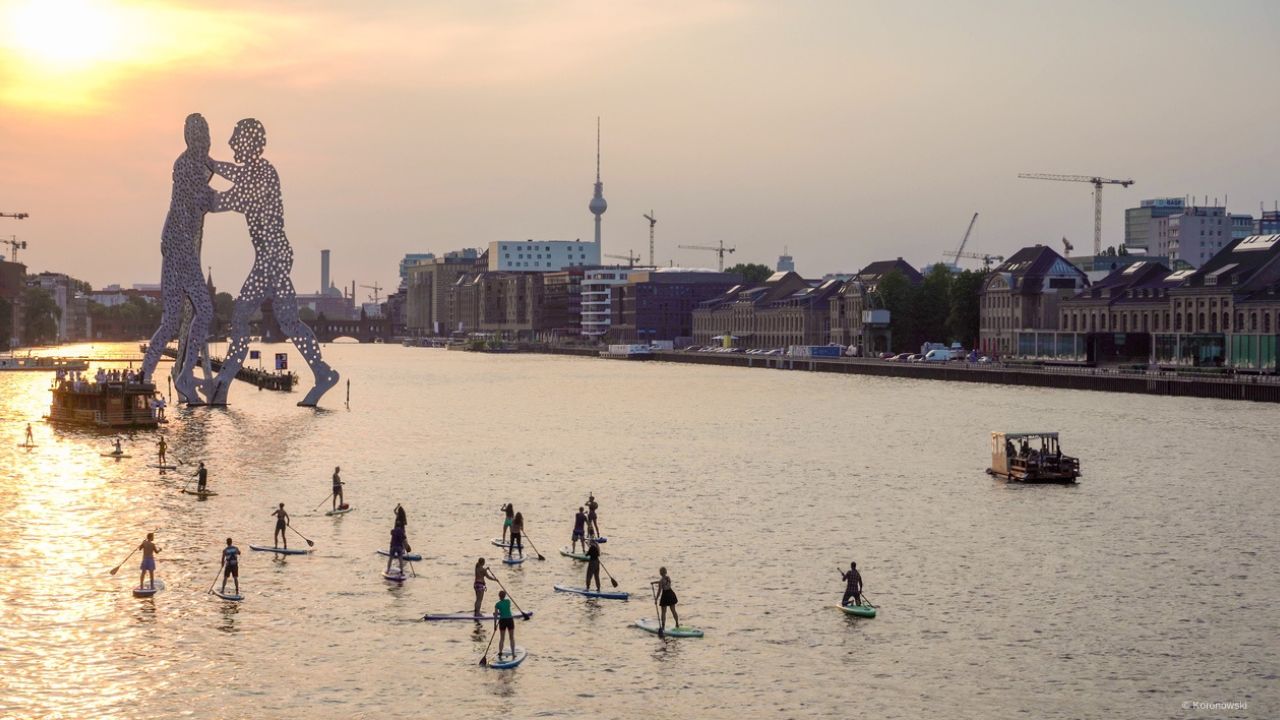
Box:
(533, 346), (1280, 403)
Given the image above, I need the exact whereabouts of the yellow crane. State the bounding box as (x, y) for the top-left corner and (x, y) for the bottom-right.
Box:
(678, 240), (736, 271)
(643, 211), (657, 266)
(1018, 173), (1134, 256)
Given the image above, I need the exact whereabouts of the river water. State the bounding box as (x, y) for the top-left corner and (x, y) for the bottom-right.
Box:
(0, 342), (1275, 719)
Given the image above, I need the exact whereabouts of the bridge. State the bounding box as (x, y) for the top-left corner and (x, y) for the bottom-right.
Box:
(311, 314), (394, 343)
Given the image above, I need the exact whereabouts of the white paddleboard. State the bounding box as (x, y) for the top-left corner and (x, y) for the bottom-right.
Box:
(502, 556), (525, 565)
(423, 611), (534, 622)
(634, 618), (703, 637)
(376, 549), (422, 561)
(17, 443), (36, 448)
(249, 545), (310, 555)
(326, 506), (355, 516)
(487, 646), (528, 669)
(491, 538), (522, 549)
(553, 584), (629, 600)
(132, 579), (165, 597)
(383, 569), (409, 583)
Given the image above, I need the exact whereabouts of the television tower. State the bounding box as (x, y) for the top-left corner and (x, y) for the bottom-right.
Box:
(588, 117), (607, 245)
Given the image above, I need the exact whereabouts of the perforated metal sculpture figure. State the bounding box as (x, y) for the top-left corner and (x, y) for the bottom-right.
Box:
(206, 118), (339, 407)
(141, 112), (216, 404)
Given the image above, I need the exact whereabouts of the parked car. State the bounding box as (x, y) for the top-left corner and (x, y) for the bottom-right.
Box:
(977, 355), (994, 364)
(907, 353), (925, 362)
(879, 351), (897, 360)
(890, 352), (912, 362)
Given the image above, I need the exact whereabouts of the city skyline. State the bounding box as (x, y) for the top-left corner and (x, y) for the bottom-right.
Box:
(1, 0), (1278, 293)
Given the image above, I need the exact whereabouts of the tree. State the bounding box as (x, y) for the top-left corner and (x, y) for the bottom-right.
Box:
(947, 269), (986, 348)
(915, 264), (953, 346)
(21, 287), (60, 345)
(299, 306), (317, 323)
(875, 270), (916, 353)
(214, 292), (235, 336)
(725, 263), (774, 283)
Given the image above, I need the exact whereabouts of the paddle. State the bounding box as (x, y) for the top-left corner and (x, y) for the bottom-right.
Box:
(860, 591), (878, 609)
(478, 622), (497, 666)
(288, 524), (316, 548)
(492, 577), (532, 621)
(519, 529), (546, 561)
(206, 560), (224, 594)
(597, 555), (621, 589)
(312, 493), (333, 512)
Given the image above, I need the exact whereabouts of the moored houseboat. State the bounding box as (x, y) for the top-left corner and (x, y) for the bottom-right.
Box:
(47, 378), (166, 429)
(0, 355), (90, 372)
(988, 431), (1080, 483)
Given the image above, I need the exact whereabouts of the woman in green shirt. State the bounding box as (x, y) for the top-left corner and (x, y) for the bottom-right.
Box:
(494, 590), (515, 658)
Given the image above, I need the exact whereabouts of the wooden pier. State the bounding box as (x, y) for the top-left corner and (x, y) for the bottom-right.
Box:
(160, 347), (296, 392)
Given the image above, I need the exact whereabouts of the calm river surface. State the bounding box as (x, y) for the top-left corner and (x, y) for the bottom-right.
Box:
(1, 342), (1276, 719)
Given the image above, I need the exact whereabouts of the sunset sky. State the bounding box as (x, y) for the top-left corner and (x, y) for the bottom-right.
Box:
(0, 0), (1277, 294)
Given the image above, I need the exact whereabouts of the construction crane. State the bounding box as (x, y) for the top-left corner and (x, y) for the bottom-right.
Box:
(948, 250), (1004, 270)
(941, 212), (979, 269)
(1, 235), (27, 263)
(1018, 173), (1134, 256)
(643, 211), (657, 266)
(605, 250), (640, 268)
(1, 212), (29, 220)
(678, 240), (736, 271)
(360, 281), (383, 304)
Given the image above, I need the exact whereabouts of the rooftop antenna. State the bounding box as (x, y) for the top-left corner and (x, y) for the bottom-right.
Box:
(643, 211), (657, 266)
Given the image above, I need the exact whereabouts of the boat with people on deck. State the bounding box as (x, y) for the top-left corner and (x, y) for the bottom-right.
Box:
(46, 368), (167, 429)
(988, 431), (1080, 483)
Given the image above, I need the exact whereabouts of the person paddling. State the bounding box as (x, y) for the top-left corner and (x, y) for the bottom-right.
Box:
(196, 461), (208, 493)
(473, 557), (498, 617)
(331, 466), (344, 510)
(221, 537), (241, 595)
(157, 436), (167, 466)
(271, 503), (290, 548)
(138, 532), (161, 590)
(385, 523), (407, 574)
(112, 437), (124, 456)
(394, 503), (409, 549)
(508, 512), (524, 559)
(586, 494), (600, 538)
(651, 566), (680, 637)
(24, 423), (34, 446)
(500, 503), (514, 545)
(840, 561), (863, 608)
(584, 539), (602, 592)
(494, 589), (516, 658)
(571, 506), (587, 553)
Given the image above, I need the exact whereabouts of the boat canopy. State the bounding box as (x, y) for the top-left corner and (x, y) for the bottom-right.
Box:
(991, 431), (1059, 440)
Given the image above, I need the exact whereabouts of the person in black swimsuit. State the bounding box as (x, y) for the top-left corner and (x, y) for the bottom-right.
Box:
(271, 503), (289, 548)
(840, 561), (863, 607)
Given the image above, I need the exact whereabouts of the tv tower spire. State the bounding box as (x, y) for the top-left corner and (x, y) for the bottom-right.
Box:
(588, 117), (607, 245)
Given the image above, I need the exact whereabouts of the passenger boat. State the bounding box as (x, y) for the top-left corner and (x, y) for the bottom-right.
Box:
(47, 378), (166, 429)
(0, 355), (90, 372)
(988, 431), (1080, 483)
(599, 344), (654, 360)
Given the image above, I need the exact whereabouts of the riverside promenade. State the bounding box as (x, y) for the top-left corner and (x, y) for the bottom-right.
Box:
(536, 346), (1280, 403)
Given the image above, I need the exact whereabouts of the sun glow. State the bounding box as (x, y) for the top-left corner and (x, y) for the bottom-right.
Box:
(6, 0), (132, 68)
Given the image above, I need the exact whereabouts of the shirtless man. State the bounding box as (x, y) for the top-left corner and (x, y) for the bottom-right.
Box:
(138, 532), (161, 590)
(586, 494), (601, 538)
(271, 503), (290, 549)
(331, 466), (343, 510)
(196, 462), (208, 493)
(571, 506), (588, 553)
(205, 118), (339, 407)
(157, 436), (168, 466)
(23, 424), (33, 446)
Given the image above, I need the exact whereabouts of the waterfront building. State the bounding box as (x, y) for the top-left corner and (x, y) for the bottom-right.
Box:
(25, 272), (90, 342)
(777, 249), (795, 273)
(979, 246), (1088, 355)
(1256, 210), (1280, 235)
(829, 258), (923, 352)
(1163, 204), (1230, 269)
(1124, 198), (1185, 254)
(609, 268), (741, 344)
(692, 271), (839, 349)
(487, 239), (600, 272)
(580, 266), (636, 341)
(540, 268), (585, 340)
(399, 253), (435, 290)
(405, 249), (482, 334)
(1058, 261), (1183, 363)
(1231, 214), (1256, 242)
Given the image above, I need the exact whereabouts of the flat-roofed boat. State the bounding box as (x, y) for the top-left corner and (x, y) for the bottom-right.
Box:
(988, 431), (1080, 483)
(47, 378), (166, 429)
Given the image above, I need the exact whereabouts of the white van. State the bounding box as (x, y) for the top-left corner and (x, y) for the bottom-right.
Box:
(923, 348), (951, 362)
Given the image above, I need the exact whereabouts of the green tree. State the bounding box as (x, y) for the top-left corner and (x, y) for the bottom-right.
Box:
(947, 269), (986, 348)
(214, 292), (235, 336)
(299, 306), (317, 323)
(725, 263), (774, 283)
(875, 269), (916, 352)
(915, 264), (953, 345)
(21, 287), (60, 345)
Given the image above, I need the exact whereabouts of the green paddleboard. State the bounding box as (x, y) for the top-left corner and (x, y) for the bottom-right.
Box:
(839, 603), (876, 618)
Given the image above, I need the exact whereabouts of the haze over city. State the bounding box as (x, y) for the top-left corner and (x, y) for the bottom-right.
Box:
(1, 0), (1278, 293)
